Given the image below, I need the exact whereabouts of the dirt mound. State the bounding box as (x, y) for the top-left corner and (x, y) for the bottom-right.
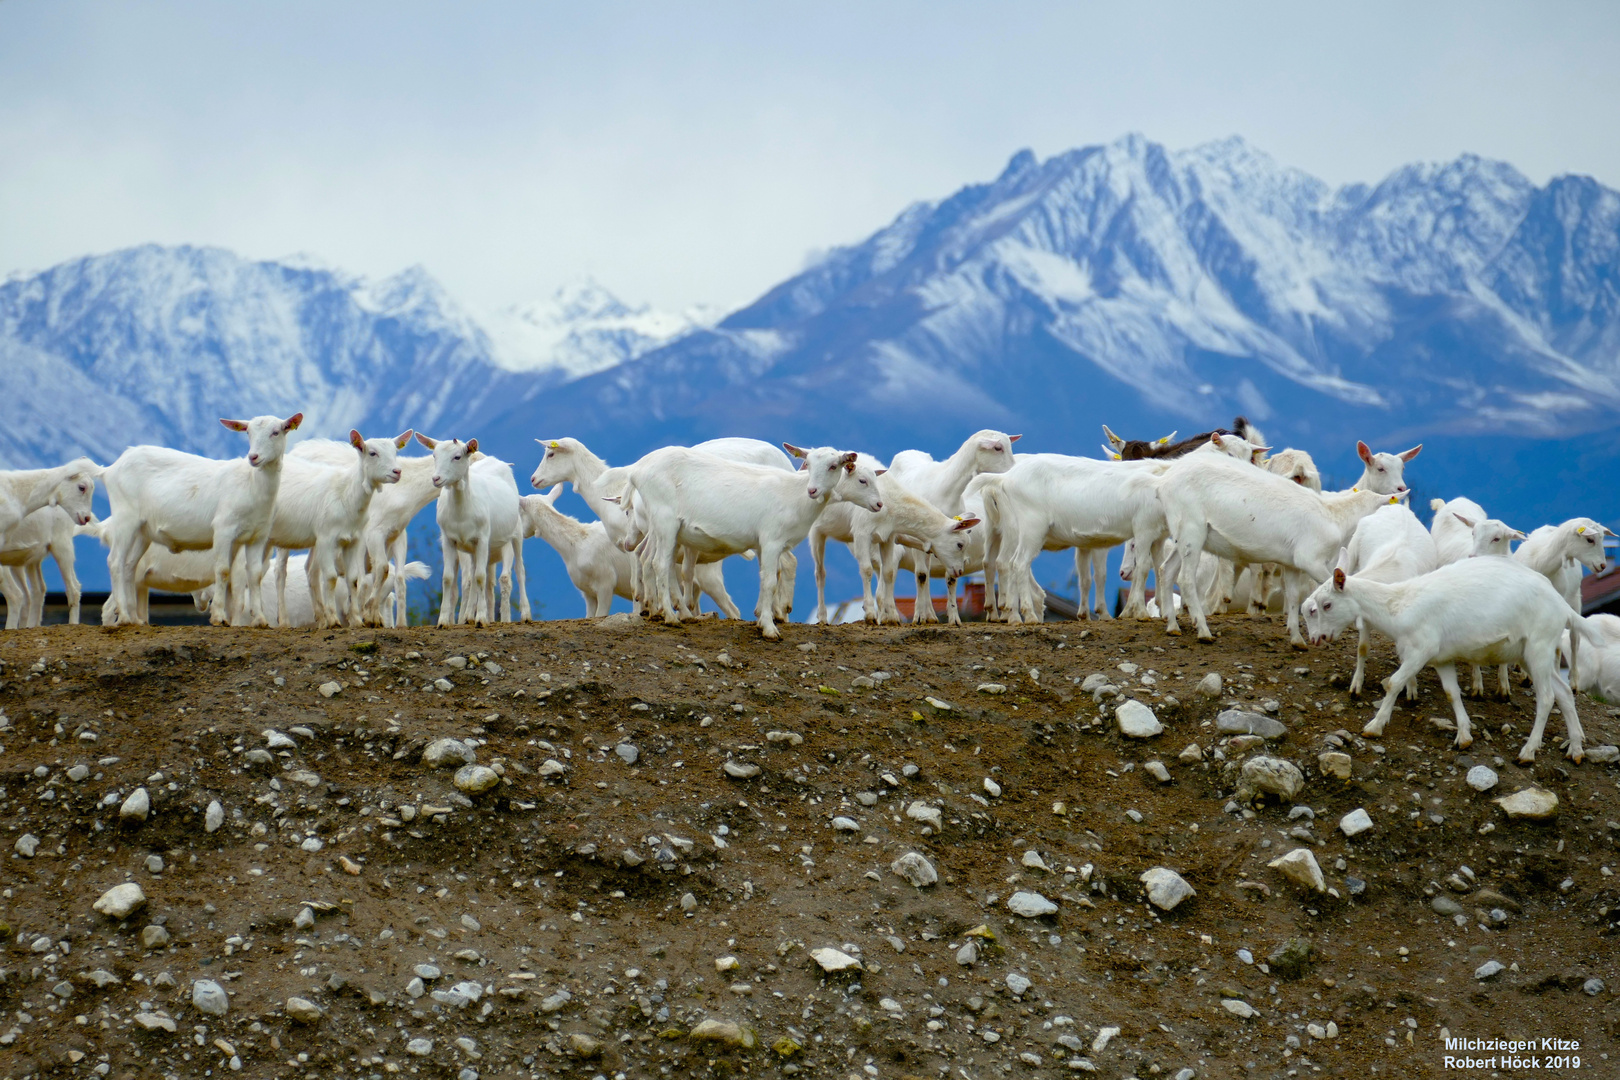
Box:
(1, 615), (1617, 1079)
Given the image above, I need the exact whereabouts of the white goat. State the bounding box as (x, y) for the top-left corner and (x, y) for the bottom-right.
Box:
(1342, 503), (1439, 697)
(1158, 450), (1399, 645)
(1428, 496), (1526, 696)
(0, 458), (100, 542)
(975, 454), (1176, 625)
(882, 430), (1019, 618)
(1302, 555), (1599, 762)
(1353, 440), (1421, 493)
(1262, 448), (1322, 491)
(417, 435), (527, 627)
(1, 505), (91, 628)
(530, 437), (767, 619)
(261, 553), (429, 627)
(809, 461), (979, 626)
(1513, 517), (1614, 686)
(267, 429), (411, 627)
(621, 445), (883, 639)
(1573, 613), (1620, 703)
(102, 414), (302, 625)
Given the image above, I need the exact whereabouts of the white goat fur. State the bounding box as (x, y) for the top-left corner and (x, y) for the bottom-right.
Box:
(1302, 556), (1596, 763)
(102, 414), (302, 626)
(621, 445), (882, 639)
(1158, 450), (1401, 645)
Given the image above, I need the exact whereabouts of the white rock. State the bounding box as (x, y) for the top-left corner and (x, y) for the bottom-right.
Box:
(141, 924), (170, 948)
(205, 800), (224, 832)
(1474, 960), (1505, 980)
(905, 802), (943, 829)
(433, 677), (454, 692)
(1238, 756), (1305, 801)
(318, 681), (342, 698)
(1584, 744), (1619, 764)
(1140, 867), (1196, 911)
(93, 882), (147, 919)
(406, 1037), (433, 1056)
(285, 996), (322, 1023)
(15, 833), (38, 857)
(1221, 998), (1259, 1018)
(955, 940), (978, 966)
(811, 947), (862, 972)
(765, 730), (804, 746)
(1092, 1026), (1121, 1052)
(1007, 891), (1058, 917)
(983, 777), (1002, 797)
(891, 852), (938, 887)
(1115, 699), (1162, 737)
(1466, 765), (1499, 792)
(831, 816), (859, 832)
(1143, 760), (1172, 783)
(1005, 972), (1032, 996)
(454, 765), (500, 794)
(1020, 849), (1050, 871)
(977, 683), (1007, 695)
(1196, 672), (1222, 696)
(1318, 751), (1353, 779)
(294, 906), (315, 930)
(925, 696), (953, 711)
(134, 1011), (177, 1032)
(299, 837), (323, 853)
(537, 758), (568, 777)
(264, 729), (297, 749)
(1267, 848), (1326, 892)
(1494, 788), (1559, 820)
(422, 738), (475, 768)
(1178, 742), (1204, 763)
(1339, 808), (1374, 837)
(120, 787), (151, 822)
(192, 979), (229, 1016)
(723, 761), (760, 779)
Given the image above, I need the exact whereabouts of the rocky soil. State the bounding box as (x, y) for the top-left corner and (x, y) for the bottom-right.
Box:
(1, 615), (1618, 1080)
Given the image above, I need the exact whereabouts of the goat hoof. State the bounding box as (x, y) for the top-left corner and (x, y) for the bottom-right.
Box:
(1454, 733), (1473, 750)
(1568, 747), (1584, 764)
(1165, 625), (1181, 636)
(1197, 633), (1216, 643)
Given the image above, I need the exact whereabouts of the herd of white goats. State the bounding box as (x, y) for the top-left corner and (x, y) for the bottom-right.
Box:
(1, 412), (1617, 763)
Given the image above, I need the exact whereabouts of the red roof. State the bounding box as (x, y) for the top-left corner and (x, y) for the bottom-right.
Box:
(1583, 564), (1620, 614)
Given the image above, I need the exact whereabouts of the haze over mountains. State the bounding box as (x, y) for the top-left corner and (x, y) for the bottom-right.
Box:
(4, 134), (1617, 610)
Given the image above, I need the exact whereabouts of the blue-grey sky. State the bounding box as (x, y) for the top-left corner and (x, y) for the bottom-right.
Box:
(3, 1), (1618, 315)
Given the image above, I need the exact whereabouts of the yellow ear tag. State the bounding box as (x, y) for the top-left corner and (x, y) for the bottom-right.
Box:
(548, 440), (560, 449)
(1577, 525), (1586, 534)
(1389, 496), (1398, 504)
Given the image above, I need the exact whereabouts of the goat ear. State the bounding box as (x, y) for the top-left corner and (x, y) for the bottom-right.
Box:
(838, 452), (859, 466)
(1333, 567), (1347, 590)
(953, 517), (980, 531)
(1153, 431), (1177, 447)
(284, 413), (304, 431)
(349, 429), (365, 450)
(1356, 440), (1373, 465)
(1454, 514), (1475, 528)
(1101, 424), (1122, 448)
(1109, 451), (1122, 461)
(1511, 529), (1528, 540)
(220, 418), (249, 432)
(874, 468), (887, 476)
(415, 433), (437, 450)
(542, 484), (565, 506)
(1008, 433), (1021, 443)
(394, 429), (413, 449)
(466, 438), (478, 454)
(1210, 433), (1224, 447)
(1400, 444), (1422, 462)
(782, 442), (808, 459)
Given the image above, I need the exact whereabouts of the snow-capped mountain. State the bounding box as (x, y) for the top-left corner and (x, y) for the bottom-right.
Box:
(484, 278), (705, 380)
(513, 134), (1620, 460)
(0, 247), (675, 468)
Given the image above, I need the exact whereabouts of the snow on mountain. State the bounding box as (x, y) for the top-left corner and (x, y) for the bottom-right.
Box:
(0, 247), (671, 468)
(514, 133), (1620, 462)
(484, 278), (705, 379)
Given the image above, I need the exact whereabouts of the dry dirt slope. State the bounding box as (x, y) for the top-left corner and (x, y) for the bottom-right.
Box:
(0, 615), (1617, 1080)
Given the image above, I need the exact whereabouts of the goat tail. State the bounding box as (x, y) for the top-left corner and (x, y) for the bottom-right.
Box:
(1570, 612), (1607, 651)
(400, 560), (432, 582)
(1429, 497), (1446, 513)
(75, 518), (108, 543)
